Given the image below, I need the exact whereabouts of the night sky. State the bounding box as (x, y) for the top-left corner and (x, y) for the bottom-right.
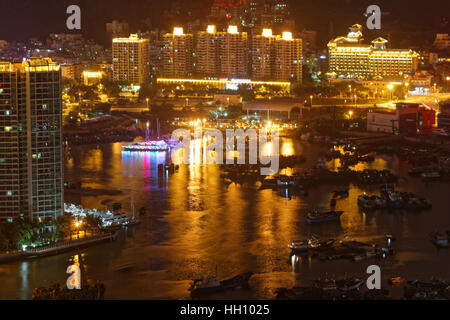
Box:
(0, 0), (448, 47)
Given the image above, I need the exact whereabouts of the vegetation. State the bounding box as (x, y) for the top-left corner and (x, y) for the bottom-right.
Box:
(0, 213), (104, 253)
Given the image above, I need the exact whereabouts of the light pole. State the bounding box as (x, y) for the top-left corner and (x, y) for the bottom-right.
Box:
(387, 84), (393, 101)
(146, 98), (149, 110)
(310, 95), (313, 109)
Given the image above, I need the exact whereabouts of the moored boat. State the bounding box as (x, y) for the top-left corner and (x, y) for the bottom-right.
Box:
(357, 195), (377, 210)
(389, 277), (405, 285)
(430, 232), (449, 248)
(288, 236), (320, 251)
(336, 278), (364, 291)
(189, 272), (253, 298)
(421, 171), (441, 181)
(385, 190), (404, 209)
(307, 211), (344, 224)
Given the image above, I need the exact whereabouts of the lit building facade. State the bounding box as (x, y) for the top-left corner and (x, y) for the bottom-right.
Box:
(252, 28), (276, 80)
(328, 24), (419, 80)
(112, 34), (150, 84)
(218, 25), (248, 79)
(162, 28), (194, 78)
(252, 29), (302, 83)
(196, 25), (220, 78)
(0, 58), (63, 222)
(273, 31), (302, 83)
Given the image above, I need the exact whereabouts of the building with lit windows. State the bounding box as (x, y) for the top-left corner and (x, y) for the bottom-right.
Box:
(196, 25), (220, 78)
(273, 31), (302, 83)
(252, 29), (302, 83)
(328, 24), (419, 80)
(112, 34), (149, 84)
(162, 27), (194, 78)
(252, 28), (276, 80)
(218, 25), (248, 79)
(0, 58), (63, 222)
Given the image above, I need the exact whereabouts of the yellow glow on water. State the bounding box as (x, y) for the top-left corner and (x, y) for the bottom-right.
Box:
(281, 140), (294, 156)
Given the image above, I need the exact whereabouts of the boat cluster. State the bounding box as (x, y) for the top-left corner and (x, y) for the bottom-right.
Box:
(275, 276), (390, 300)
(276, 276), (450, 300)
(31, 282), (105, 300)
(403, 279), (450, 300)
(357, 185), (432, 211)
(288, 235), (395, 263)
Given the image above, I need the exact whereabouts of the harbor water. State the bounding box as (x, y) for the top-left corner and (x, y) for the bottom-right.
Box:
(0, 138), (449, 299)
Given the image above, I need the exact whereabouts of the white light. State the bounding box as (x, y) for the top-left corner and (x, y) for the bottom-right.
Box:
(228, 25), (238, 34)
(173, 27), (184, 36)
(262, 28), (272, 37)
(282, 32), (293, 40)
(207, 25), (215, 34)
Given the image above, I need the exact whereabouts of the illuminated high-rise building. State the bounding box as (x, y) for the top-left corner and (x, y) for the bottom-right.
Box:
(196, 25), (220, 78)
(328, 24), (419, 80)
(252, 29), (302, 83)
(0, 58), (63, 222)
(252, 28), (276, 80)
(112, 34), (150, 84)
(274, 31), (302, 83)
(162, 27), (194, 78)
(218, 25), (248, 78)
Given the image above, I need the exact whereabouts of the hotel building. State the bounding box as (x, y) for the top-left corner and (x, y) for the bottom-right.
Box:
(162, 27), (194, 78)
(328, 24), (418, 80)
(0, 58), (63, 222)
(112, 34), (150, 84)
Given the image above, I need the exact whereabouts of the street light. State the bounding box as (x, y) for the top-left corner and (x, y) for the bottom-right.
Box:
(387, 84), (394, 101)
(310, 95), (313, 108)
(146, 98), (149, 110)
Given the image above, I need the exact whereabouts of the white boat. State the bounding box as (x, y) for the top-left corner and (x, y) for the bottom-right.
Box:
(421, 171), (441, 181)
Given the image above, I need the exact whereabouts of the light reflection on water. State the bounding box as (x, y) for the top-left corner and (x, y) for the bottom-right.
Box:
(0, 138), (449, 299)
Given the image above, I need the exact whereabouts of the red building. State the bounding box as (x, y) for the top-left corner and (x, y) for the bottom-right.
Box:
(367, 103), (435, 135)
(397, 103), (435, 135)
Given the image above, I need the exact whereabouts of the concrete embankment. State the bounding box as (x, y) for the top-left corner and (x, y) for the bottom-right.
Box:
(0, 232), (118, 264)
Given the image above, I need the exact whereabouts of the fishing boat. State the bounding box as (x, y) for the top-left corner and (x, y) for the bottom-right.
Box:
(336, 278), (364, 291)
(385, 190), (404, 209)
(374, 197), (387, 209)
(313, 278), (336, 291)
(341, 240), (374, 251)
(404, 196), (432, 210)
(307, 211), (344, 224)
(430, 232), (449, 248)
(388, 277), (405, 285)
(288, 236), (320, 252)
(421, 171), (441, 181)
(189, 272), (253, 298)
(357, 195), (377, 210)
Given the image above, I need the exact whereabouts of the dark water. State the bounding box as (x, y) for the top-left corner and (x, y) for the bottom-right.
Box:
(1, 138), (449, 300)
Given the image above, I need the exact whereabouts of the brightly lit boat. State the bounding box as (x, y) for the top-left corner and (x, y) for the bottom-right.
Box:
(122, 140), (170, 152)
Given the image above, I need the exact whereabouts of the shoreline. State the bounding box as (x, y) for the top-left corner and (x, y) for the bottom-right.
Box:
(0, 232), (118, 264)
